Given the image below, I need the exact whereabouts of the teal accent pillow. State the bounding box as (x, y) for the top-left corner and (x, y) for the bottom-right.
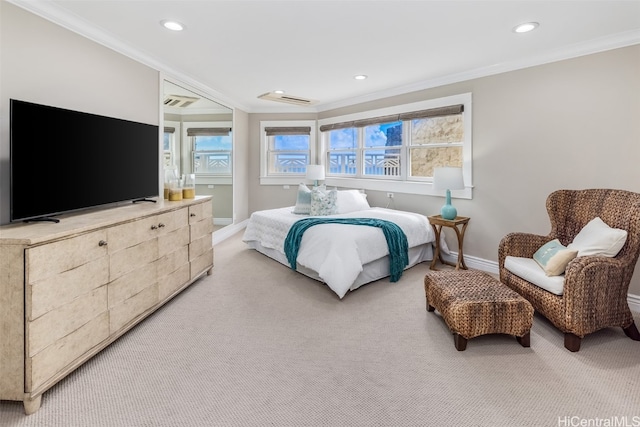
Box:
(533, 239), (578, 276)
(292, 183), (312, 214)
(310, 187), (337, 216)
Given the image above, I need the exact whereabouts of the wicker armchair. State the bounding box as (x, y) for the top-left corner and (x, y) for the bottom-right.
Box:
(498, 189), (640, 352)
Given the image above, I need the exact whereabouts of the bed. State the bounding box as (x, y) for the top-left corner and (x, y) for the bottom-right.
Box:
(242, 201), (445, 299)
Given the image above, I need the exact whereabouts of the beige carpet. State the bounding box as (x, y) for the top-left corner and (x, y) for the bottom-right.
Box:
(2, 231), (639, 427)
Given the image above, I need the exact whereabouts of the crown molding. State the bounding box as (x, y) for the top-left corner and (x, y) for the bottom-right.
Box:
(6, 0), (249, 112)
(8, 0), (640, 115)
(316, 30), (640, 113)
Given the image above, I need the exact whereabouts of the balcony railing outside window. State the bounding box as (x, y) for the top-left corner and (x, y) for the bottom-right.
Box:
(269, 153), (309, 174)
(328, 152), (400, 176)
(193, 151), (232, 175)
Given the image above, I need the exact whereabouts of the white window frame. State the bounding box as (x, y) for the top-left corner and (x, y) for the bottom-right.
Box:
(164, 120), (180, 170)
(182, 121), (233, 185)
(318, 93), (473, 199)
(259, 120), (317, 186)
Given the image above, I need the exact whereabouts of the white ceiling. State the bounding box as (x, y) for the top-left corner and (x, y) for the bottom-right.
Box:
(10, 0), (640, 113)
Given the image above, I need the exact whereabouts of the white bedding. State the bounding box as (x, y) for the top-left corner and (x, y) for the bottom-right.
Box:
(242, 207), (444, 298)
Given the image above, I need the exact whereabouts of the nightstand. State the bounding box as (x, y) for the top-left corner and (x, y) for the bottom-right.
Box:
(428, 215), (470, 270)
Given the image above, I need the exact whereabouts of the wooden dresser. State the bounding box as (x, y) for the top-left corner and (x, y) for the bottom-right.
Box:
(0, 196), (213, 414)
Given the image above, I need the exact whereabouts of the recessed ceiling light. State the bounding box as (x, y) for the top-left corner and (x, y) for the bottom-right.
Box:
(274, 90), (285, 94)
(354, 75), (368, 80)
(513, 22), (539, 33)
(161, 20), (185, 31)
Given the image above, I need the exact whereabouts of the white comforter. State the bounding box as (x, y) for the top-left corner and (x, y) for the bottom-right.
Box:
(242, 207), (439, 298)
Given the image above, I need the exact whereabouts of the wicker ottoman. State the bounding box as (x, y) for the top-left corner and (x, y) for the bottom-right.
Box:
(424, 270), (534, 351)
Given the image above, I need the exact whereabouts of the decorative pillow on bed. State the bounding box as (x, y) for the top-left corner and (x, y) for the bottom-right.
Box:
(292, 183), (315, 214)
(566, 217), (627, 257)
(336, 190), (370, 214)
(310, 187), (338, 216)
(532, 239), (578, 276)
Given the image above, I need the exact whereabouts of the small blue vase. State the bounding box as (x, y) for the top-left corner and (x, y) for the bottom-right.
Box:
(440, 189), (457, 220)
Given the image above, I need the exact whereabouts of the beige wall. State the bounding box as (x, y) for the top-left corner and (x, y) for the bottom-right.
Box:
(0, 1), (159, 224)
(248, 45), (640, 295)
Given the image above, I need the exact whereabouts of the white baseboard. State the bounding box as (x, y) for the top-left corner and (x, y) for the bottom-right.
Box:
(442, 252), (640, 314)
(213, 219), (248, 245)
(628, 293), (640, 314)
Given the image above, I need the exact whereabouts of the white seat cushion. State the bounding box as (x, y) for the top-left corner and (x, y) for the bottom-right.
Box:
(504, 256), (566, 295)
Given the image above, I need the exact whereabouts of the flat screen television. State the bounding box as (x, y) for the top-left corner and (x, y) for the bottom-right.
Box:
(10, 99), (160, 222)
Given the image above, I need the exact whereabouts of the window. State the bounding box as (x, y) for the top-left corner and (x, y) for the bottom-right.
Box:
(407, 113), (464, 179)
(187, 128), (233, 176)
(186, 125), (233, 177)
(319, 93), (472, 198)
(325, 118), (403, 179)
(364, 120), (402, 178)
(326, 127), (357, 175)
(163, 121), (180, 169)
(260, 121), (317, 185)
(163, 127), (175, 168)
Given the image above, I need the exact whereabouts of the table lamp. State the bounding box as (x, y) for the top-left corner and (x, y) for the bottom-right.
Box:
(433, 167), (464, 220)
(306, 165), (325, 187)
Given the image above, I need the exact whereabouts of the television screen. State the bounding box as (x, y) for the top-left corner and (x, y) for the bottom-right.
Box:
(10, 99), (159, 222)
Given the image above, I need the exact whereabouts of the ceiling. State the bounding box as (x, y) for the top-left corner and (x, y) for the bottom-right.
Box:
(9, 0), (640, 113)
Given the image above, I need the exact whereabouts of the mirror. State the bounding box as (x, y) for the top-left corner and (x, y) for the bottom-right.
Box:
(163, 80), (233, 231)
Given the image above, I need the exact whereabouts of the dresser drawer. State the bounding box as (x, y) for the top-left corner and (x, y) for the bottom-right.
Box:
(27, 256), (109, 320)
(27, 287), (108, 357)
(109, 285), (158, 334)
(158, 226), (189, 259)
(110, 238), (159, 280)
(158, 245), (189, 278)
(25, 230), (108, 283)
(189, 234), (213, 261)
(191, 248), (213, 279)
(108, 262), (157, 309)
(156, 208), (189, 236)
(190, 218), (214, 242)
(188, 201), (213, 224)
(106, 216), (159, 253)
(27, 312), (109, 393)
(158, 264), (190, 301)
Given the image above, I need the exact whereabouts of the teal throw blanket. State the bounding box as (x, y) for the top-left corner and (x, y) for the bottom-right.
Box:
(284, 218), (409, 282)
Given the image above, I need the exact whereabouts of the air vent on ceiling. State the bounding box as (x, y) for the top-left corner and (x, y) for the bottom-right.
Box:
(258, 92), (318, 106)
(163, 94), (199, 108)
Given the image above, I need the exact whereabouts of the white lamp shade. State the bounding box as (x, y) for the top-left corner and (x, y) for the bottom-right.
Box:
(433, 167), (464, 191)
(306, 165), (325, 181)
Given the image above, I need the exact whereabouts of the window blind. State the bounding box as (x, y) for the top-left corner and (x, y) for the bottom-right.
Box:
(264, 126), (311, 136)
(186, 127), (232, 137)
(319, 104), (464, 132)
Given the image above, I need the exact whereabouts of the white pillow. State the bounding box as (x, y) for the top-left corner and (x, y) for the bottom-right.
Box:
(567, 217), (628, 257)
(336, 190), (370, 214)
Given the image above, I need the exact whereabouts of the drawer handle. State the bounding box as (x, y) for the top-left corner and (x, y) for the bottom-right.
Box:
(190, 213), (196, 217)
(98, 240), (108, 247)
(158, 223), (165, 228)
(151, 225), (158, 230)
